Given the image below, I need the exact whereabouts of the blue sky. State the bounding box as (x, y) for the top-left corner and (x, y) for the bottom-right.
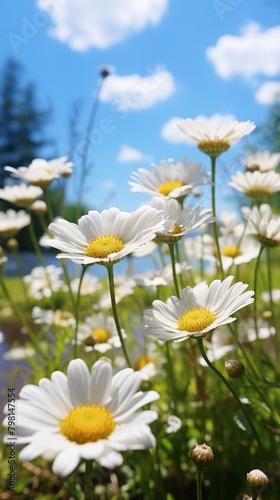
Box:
(1, 0), (280, 214)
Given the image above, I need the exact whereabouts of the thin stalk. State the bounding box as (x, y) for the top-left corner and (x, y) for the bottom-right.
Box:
(244, 372), (280, 425)
(168, 242), (180, 297)
(84, 460), (93, 500)
(107, 265), (132, 367)
(28, 212), (45, 266)
(253, 246), (264, 357)
(73, 266), (87, 359)
(210, 156), (224, 279)
(196, 468), (203, 500)
(43, 186), (54, 223)
(165, 342), (178, 413)
(266, 247), (279, 362)
(197, 337), (268, 468)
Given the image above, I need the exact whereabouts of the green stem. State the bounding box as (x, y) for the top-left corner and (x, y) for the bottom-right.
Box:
(196, 468), (203, 500)
(244, 372), (280, 425)
(168, 242), (180, 297)
(43, 186), (54, 223)
(253, 246), (264, 356)
(84, 460), (93, 500)
(165, 342), (178, 413)
(107, 265), (132, 367)
(210, 156), (224, 279)
(266, 247), (279, 362)
(197, 337), (268, 468)
(28, 211), (45, 266)
(73, 266), (87, 359)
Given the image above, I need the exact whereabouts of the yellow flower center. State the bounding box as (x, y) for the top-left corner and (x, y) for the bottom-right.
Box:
(198, 140), (230, 157)
(171, 223), (183, 235)
(245, 188), (270, 198)
(92, 328), (110, 343)
(222, 245), (242, 258)
(157, 181), (184, 196)
(60, 404), (116, 444)
(85, 235), (124, 258)
(134, 355), (154, 371)
(177, 307), (216, 332)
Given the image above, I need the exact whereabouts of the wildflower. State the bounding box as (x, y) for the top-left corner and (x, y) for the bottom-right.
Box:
(77, 313), (125, 353)
(0, 209), (30, 238)
(0, 184), (43, 206)
(166, 415), (182, 434)
(219, 235), (260, 271)
(3, 359), (159, 476)
(225, 359), (245, 378)
(242, 204), (280, 247)
(191, 443), (214, 469)
(4, 346), (35, 361)
(147, 197), (214, 242)
(247, 469), (269, 494)
(129, 158), (211, 200)
(32, 307), (76, 329)
(178, 118), (255, 157)
(144, 276), (254, 342)
(24, 265), (67, 300)
(46, 206), (164, 266)
(229, 171), (280, 198)
(241, 150), (280, 172)
(30, 200), (48, 214)
(97, 277), (135, 309)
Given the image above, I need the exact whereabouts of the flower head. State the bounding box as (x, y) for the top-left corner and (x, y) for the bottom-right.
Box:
(144, 276), (254, 342)
(77, 313), (125, 353)
(46, 206), (164, 266)
(0, 209), (30, 238)
(24, 265), (67, 300)
(129, 158), (211, 200)
(242, 204), (280, 247)
(178, 118), (255, 157)
(5, 157), (73, 186)
(0, 184), (43, 207)
(229, 171), (280, 198)
(3, 359), (159, 476)
(146, 197), (214, 242)
(241, 150), (280, 172)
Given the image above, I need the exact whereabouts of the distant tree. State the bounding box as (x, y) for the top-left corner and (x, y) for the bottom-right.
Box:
(0, 58), (51, 187)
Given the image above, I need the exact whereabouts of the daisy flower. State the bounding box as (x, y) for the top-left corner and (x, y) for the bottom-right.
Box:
(229, 171), (280, 198)
(219, 211), (245, 237)
(70, 274), (102, 296)
(261, 288), (280, 303)
(242, 204), (280, 247)
(146, 197), (214, 242)
(129, 158), (211, 200)
(24, 265), (67, 300)
(218, 235), (260, 271)
(32, 307), (76, 329)
(5, 159), (59, 187)
(241, 150), (280, 172)
(4, 346), (35, 361)
(3, 358), (159, 476)
(0, 184), (43, 207)
(143, 276), (254, 342)
(97, 278), (135, 310)
(77, 313), (125, 353)
(178, 118), (255, 157)
(46, 206), (164, 266)
(0, 209), (30, 238)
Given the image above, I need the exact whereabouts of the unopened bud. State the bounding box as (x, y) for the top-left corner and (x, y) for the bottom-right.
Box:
(99, 66), (111, 79)
(191, 443), (214, 469)
(225, 359), (245, 378)
(247, 469), (269, 493)
(6, 238), (18, 251)
(30, 200), (47, 213)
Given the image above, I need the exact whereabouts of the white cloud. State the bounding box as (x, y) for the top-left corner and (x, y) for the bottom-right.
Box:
(161, 113), (236, 144)
(117, 145), (152, 163)
(255, 81), (280, 105)
(99, 68), (175, 111)
(160, 116), (185, 143)
(37, 0), (168, 50)
(206, 22), (280, 79)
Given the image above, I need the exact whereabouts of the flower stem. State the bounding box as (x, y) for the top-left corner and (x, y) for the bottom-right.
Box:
(197, 337), (268, 468)
(84, 460), (93, 500)
(28, 211), (45, 267)
(107, 265), (132, 367)
(165, 342), (178, 413)
(73, 266), (87, 359)
(196, 468), (203, 500)
(210, 156), (224, 279)
(168, 242), (180, 297)
(266, 247), (279, 362)
(253, 246), (264, 356)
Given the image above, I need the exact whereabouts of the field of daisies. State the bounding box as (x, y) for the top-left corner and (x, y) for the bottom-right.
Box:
(1, 118), (280, 500)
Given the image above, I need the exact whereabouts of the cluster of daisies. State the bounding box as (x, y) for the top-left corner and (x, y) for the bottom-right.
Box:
(2, 118), (280, 484)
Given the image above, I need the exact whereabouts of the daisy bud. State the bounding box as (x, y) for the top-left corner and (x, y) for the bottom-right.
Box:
(247, 469), (269, 493)
(225, 359), (245, 378)
(99, 66), (111, 78)
(30, 200), (47, 214)
(6, 238), (18, 251)
(191, 443), (214, 470)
